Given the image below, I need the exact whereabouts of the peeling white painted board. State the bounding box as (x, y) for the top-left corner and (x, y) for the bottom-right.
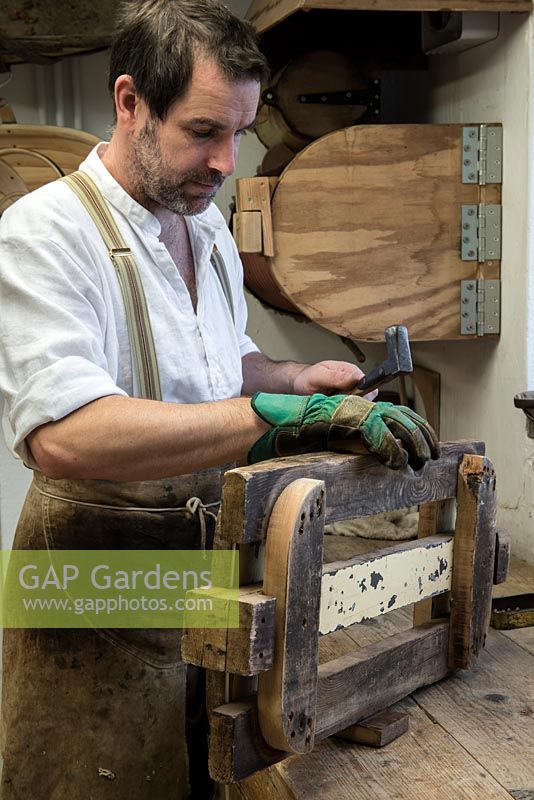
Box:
(319, 535), (453, 634)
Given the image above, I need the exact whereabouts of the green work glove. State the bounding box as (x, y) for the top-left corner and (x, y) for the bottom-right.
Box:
(249, 393), (439, 470)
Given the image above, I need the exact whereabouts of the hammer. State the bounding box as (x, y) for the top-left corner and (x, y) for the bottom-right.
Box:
(351, 325), (413, 395)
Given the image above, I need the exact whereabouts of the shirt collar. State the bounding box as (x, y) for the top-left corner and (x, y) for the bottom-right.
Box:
(79, 143), (226, 240)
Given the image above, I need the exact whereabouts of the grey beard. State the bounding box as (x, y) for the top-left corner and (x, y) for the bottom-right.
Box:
(129, 123), (223, 216)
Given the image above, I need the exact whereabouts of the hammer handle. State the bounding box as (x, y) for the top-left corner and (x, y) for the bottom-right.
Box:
(352, 365), (387, 394)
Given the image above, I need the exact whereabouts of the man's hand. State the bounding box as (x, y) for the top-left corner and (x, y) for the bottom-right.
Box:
(292, 360), (377, 399)
(241, 353), (378, 399)
(249, 393), (440, 471)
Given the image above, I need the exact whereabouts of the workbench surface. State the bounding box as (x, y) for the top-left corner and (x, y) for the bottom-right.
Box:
(234, 534), (534, 800)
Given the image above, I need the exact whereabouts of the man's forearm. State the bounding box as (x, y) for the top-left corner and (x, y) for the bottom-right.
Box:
(27, 395), (270, 482)
(241, 351), (307, 395)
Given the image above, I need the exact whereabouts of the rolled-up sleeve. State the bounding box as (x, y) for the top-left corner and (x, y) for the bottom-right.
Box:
(0, 234), (127, 464)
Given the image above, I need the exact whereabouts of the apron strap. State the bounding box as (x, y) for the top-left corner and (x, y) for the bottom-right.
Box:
(62, 170), (162, 401)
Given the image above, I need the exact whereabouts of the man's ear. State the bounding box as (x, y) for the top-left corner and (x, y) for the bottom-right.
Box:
(113, 75), (139, 129)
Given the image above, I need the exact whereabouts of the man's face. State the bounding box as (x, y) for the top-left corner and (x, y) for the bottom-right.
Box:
(128, 58), (260, 215)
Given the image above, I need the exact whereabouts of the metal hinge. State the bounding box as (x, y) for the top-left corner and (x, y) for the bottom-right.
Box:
(462, 125), (503, 185)
(461, 203), (501, 262)
(460, 279), (500, 335)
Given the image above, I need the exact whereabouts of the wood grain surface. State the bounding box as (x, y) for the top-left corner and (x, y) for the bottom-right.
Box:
(246, 0), (531, 34)
(448, 455), (497, 668)
(258, 478), (325, 753)
(220, 441), (484, 544)
(0, 124), (98, 191)
(234, 696), (514, 800)
(269, 124), (501, 341)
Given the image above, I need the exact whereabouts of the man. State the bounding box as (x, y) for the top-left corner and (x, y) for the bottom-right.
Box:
(0, 1), (438, 798)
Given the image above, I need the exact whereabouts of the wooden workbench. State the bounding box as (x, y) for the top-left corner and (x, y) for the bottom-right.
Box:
(233, 533), (534, 800)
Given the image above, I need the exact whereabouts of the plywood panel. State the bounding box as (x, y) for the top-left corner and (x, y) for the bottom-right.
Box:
(269, 124), (501, 341)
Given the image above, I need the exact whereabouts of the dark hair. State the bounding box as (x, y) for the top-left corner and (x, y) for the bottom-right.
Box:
(108, 0), (269, 120)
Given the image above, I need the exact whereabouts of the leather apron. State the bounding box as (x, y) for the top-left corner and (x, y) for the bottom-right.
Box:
(1, 468), (225, 799)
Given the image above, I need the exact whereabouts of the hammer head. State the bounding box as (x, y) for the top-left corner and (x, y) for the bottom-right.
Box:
(384, 325), (412, 374)
(353, 325), (413, 394)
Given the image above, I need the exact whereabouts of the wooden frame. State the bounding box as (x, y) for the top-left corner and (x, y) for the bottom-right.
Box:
(182, 442), (499, 784)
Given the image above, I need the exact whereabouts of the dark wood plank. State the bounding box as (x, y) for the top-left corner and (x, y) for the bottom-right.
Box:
(335, 709), (409, 747)
(181, 586), (276, 675)
(220, 441), (485, 544)
(316, 620), (450, 738)
(210, 700), (286, 783)
(448, 455), (497, 669)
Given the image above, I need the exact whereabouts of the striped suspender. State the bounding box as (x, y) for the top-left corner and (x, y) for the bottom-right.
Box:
(62, 171), (163, 401)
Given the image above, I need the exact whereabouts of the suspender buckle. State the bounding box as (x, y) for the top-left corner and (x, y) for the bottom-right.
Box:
(109, 247), (132, 260)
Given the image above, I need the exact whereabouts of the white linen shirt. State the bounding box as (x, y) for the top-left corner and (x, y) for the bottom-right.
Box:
(0, 143), (259, 465)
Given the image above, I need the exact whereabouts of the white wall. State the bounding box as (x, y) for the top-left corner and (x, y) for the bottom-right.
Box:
(1, 9), (533, 565)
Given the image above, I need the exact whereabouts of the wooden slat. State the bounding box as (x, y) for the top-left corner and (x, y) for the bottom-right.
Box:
(320, 535), (453, 633)
(316, 620), (450, 738)
(235, 177), (274, 256)
(448, 454), (497, 669)
(209, 621), (450, 782)
(258, 479), (325, 753)
(246, 0), (532, 35)
(220, 441), (485, 544)
(181, 585), (276, 675)
(232, 211), (263, 253)
(334, 709), (409, 746)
